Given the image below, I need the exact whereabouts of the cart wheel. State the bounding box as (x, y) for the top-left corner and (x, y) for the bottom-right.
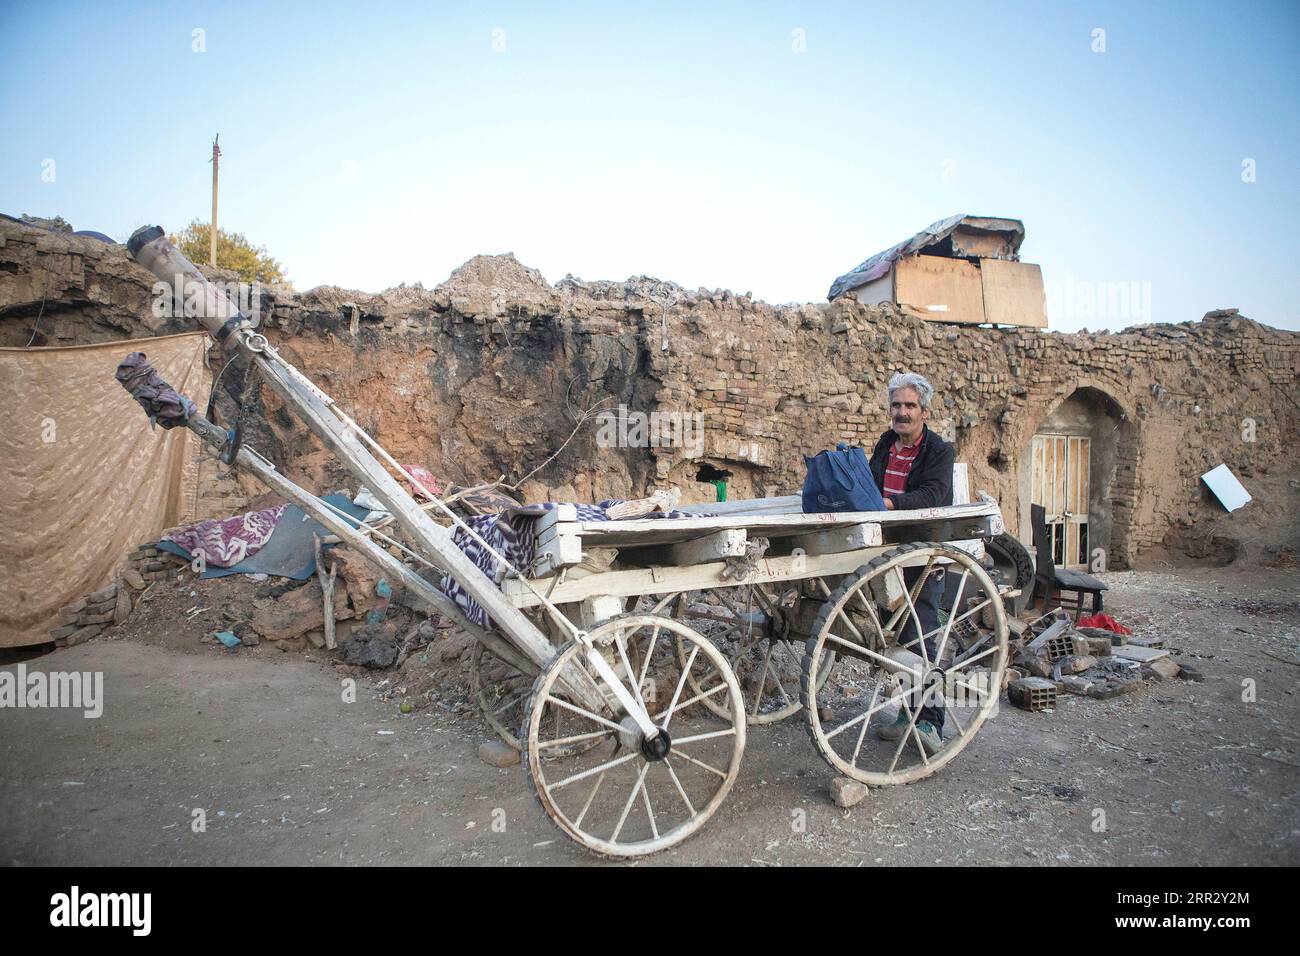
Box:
(523, 614), (746, 857)
(672, 583), (836, 725)
(470, 639), (535, 751)
(801, 543), (1008, 786)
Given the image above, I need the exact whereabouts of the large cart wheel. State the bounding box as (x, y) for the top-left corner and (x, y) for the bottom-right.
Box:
(523, 614), (746, 857)
(670, 582), (837, 725)
(801, 543), (1008, 786)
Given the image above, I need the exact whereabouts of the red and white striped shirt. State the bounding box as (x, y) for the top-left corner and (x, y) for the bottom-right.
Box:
(883, 436), (921, 499)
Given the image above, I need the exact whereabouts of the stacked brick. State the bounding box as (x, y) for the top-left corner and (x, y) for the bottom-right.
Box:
(47, 543), (186, 647)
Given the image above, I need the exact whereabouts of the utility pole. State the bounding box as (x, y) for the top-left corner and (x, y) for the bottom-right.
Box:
(209, 134), (221, 267)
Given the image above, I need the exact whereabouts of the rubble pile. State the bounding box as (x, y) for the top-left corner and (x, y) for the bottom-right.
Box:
(53, 536), (483, 715)
(48, 542), (189, 647)
(1005, 608), (1200, 713)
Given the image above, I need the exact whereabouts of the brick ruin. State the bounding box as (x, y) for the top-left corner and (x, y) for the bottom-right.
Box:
(3, 217), (1297, 570)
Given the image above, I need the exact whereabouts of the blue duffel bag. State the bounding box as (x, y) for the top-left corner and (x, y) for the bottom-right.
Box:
(802, 442), (887, 513)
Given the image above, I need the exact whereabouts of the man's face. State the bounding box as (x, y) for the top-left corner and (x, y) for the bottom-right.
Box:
(889, 386), (928, 443)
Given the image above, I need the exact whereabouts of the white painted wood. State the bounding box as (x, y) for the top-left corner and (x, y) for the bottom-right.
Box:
(533, 504), (578, 535)
(577, 499), (1001, 549)
(675, 495), (803, 516)
(1113, 645), (1170, 663)
(666, 529), (748, 565)
(790, 522), (882, 555)
(952, 462), (970, 505)
(868, 564), (907, 611)
(183, 415), (538, 678)
(524, 615), (745, 856)
(534, 529), (584, 577)
(251, 355), (565, 678)
(502, 545), (938, 608)
(579, 594), (625, 628)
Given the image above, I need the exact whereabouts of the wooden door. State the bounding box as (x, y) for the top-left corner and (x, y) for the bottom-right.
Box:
(1030, 434), (1091, 570)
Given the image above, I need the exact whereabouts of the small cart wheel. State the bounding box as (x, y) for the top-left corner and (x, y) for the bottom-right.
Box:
(671, 583), (836, 725)
(523, 614), (746, 857)
(801, 543), (1008, 786)
(470, 639), (535, 751)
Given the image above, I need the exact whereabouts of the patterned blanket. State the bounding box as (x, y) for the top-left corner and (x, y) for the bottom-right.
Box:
(439, 500), (701, 630)
(163, 504), (288, 568)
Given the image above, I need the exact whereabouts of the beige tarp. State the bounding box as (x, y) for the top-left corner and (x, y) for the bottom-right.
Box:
(0, 333), (210, 647)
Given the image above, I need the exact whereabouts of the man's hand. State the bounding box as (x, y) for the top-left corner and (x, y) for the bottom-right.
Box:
(884, 498), (895, 510)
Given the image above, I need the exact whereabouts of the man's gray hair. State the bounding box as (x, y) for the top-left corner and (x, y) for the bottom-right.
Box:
(887, 371), (935, 409)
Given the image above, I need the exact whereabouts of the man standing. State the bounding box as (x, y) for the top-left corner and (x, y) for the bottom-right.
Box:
(868, 372), (954, 754)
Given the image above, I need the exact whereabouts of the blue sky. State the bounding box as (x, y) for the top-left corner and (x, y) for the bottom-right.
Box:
(2, 0), (1297, 331)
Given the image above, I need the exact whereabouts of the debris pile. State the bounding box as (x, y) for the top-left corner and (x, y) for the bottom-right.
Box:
(1005, 607), (1199, 712)
(48, 543), (189, 647)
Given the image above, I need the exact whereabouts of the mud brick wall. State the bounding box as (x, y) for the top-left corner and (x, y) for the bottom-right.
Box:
(4, 218), (1297, 569)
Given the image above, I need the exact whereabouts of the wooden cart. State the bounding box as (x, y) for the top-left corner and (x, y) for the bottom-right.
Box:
(126, 227), (1015, 859)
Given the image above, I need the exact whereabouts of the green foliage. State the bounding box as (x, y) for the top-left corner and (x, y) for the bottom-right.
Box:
(169, 220), (286, 284)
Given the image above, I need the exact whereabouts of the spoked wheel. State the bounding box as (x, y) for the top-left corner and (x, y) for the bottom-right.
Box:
(670, 583), (837, 725)
(523, 614), (746, 857)
(801, 542), (1008, 786)
(470, 639), (537, 751)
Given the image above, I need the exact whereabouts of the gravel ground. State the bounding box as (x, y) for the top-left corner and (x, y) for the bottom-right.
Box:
(1, 564), (1296, 866)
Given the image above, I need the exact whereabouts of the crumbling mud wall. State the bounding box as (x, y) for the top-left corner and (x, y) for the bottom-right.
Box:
(3, 217), (1297, 569)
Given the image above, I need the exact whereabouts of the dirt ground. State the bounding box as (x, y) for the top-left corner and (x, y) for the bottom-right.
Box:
(2, 564), (1297, 866)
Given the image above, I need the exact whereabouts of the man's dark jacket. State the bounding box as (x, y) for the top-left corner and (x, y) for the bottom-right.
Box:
(868, 424), (955, 511)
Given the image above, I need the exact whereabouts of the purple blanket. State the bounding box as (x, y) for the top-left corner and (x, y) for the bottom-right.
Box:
(164, 504), (288, 568)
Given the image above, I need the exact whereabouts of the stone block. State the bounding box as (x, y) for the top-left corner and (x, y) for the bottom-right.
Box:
(479, 740), (521, 768)
(64, 624), (103, 646)
(1143, 658), (1181, 681)
(829, 777), (869, 808)
(1061, 675), (1094, 695)
(87, 583), (117, 603)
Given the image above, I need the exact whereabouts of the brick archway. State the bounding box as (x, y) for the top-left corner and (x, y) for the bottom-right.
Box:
(1017, 385), (1137, 570)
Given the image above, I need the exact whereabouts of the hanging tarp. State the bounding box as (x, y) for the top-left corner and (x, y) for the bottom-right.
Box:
(0, 332), (210, 647)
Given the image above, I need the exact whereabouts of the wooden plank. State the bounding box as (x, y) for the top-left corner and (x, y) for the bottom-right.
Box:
(533, 528), (583, 576)
(894, 255), (985, 324)
(313, 533), (338, 650)
(253, 357), (568, 680)
(1032, 435), (1044, 507)
(533, 504), (578, 535)
(578, 595), (625, 629)
(666, 529), (748, 565)
(536, 522), (578, 549)
(979, 259), (1047, 329)
(676, 495), (802, 516)
(576, 499), (1001, 550)
(501, 545), (950, 609)
(1078, 437), (1090, 514)
(951, 463), (972, 509)
(1053, 436), (1065, 518)
(790, 522), (883, 556)
(1113, 645), (1170, 663)
(183, 415), (539, 678)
